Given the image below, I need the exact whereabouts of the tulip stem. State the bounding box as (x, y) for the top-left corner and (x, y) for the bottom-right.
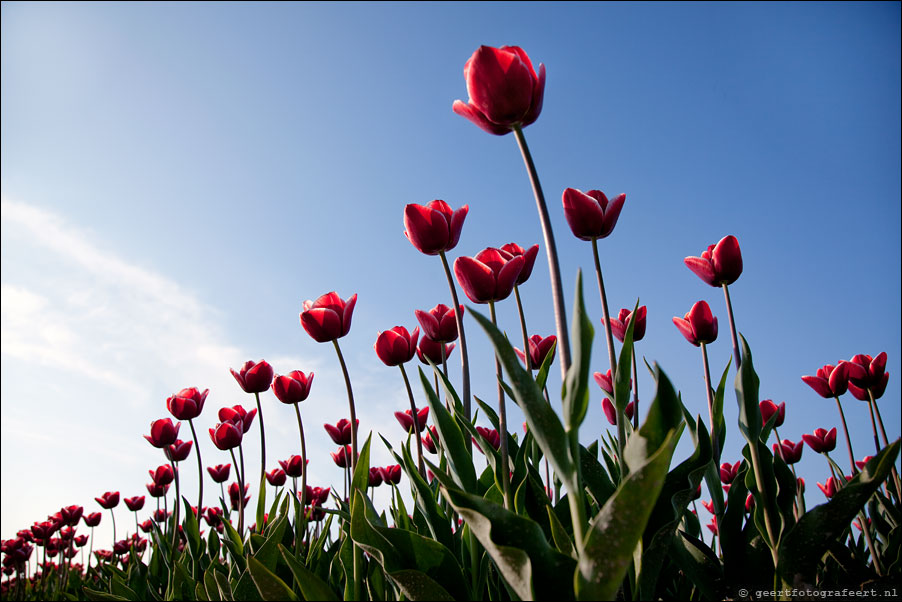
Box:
(293, 403), (309, 509)
(513, 125), (571, 381)
(489, 301), (512, 510)
(591, 236), (621, 457)
(513, 286), (531, 373)
(868, 390), (902, 502)
(188, 419), (204, 516)
(439, 251), (472, 432)
(253, 391), (267, 495)
(833, 396), (858, 476)
(440, 344), (449, 410)
(109, 509), (117, 550)
(332, 339), (358, 473)
(230, 447), (245, 537)
(400, 363), (427, 478)
(700, 343), (720, 464)
(721, 284), (741, 370)
(169, 458), (180, 552)
(865, 396), (881, 454)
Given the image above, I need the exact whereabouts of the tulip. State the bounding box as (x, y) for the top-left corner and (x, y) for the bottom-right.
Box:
(300, 292), (358, 343)
(422, 426), (439, 454)
(802, 363), (850, 398)
(203, 507), (223, 528)
(394, 407), (429, 434)
(74, 535), (89, 548)
(773, 439), (803, 464)
(165, 439), (193, 462)
(95, 492), (119, 510)
(759, 400), (786, 428)
(380, 465), (402, 485)
(206, 464), (231, 483)
(403, 201), (469, 256)
(817, 477), (840, 499)
(845, 353), (890, 401)
(474, 427), (501, 451)
(82, 513), (102, 528)
(601, 398), (635, 426)
(562, 188), (626, 242)
(515, 334), (557, 369)
(218, 406), (257, 434)
(229, 360), (274, 394)
(272, 371), (314, 404)
(499, 243), (540, 286)
(593, 369), (631, 398)
(415, 304), (462, 343)
(719, 461), (741, 485)
(123, 497), (145, 512)
(454, 247), (525, 304)
(278, 455), (307, 479)
(265, 468), (286, 487)
(166, 387), (209, 421)
(684, 236), (743, 287)
(60, 505), (83, 527)
(368, 467), (383, 488)
(330, 446), (353, 468)
(144, 418), (180, 448)
(324, 419), (356, 446)
(801, 428), (837, 454)
(145, 482), (169, 498)
(228, 483), (250, 512)
(672, 301), (718, 346)
(374, 326), (420, 366)
(209, 422), (243, 451)
(452, 45), (545, 135)
(417, 337), (454, 365)
(608, 307), (647, 343)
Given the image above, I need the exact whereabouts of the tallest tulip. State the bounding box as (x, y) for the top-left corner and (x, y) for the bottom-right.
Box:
(452, 45), (545, 136)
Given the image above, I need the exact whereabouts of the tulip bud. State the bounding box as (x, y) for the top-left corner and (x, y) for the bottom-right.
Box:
(684, 235), (743, 287)
(300, 292), (358, 343)
(404, 201), (468, 256)
(230, 360), (274, 394)
(562, 188), (626, 241)
(272, 371), (314, 404)
(144, 418), (180, 449)
(375, 326), (420, 366)
(672, 301), (718, 346)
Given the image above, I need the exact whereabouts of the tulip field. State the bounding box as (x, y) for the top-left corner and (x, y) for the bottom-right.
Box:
(2, 43), (901, 602)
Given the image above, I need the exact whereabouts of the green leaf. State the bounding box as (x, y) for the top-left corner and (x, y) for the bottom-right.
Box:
(711, 356), (731, 463)
(577, 366), (683, 601)
(279, 544), (340, 601)
(203, 568), (222, 602)
(390, 436), (454, 550)
(212, 569), (233, 601)
(468, 306), (575, 488)
(562, 271), (594, 432)
(546, 505), (576, 557)
(444, 486), (576, 601)
(578, 444), (615, 508)
(533, 339), (557, 392)
(247, 556), (298, 601)
(778, 440), (901, 587)
(207, 528), (221, 561)
(255, 475), (267, 541)
(670, 531), (725, 601)
(613, 300), (638, 417)
(419, 367), (477, 492)
(734, 334), (761, 444)
(182, 496), (203, 562)
(83, 588), (129, 601)
(251, 496), (290, 572)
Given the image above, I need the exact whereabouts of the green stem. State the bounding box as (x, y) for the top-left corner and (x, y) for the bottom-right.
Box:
(109, 508), (117, 550)
(188, 419), (204, 515)
(747, 442), (780, 568)
(512, 125), (571, 380)
(230, 447), (246, 538)
(591, 236), (621, 459)
(700, 343), (720, 463)
(400, 363), (427, 478)
(439, 251), (472, 428)
(293, 403), (309, 508)
(169, 459), (180, 552)
(869, 390), (902, 502)
(513, 285), (532, 373)
(721, 284), (741, 370)
(332, 339), (358, 473)
(489, 301), (512, 510)
(833, 396), (858, 476)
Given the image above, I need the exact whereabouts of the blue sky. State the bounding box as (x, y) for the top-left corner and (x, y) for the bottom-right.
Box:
(2, 1), (900, 546)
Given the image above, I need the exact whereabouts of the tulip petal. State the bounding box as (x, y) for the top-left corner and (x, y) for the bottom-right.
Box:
(801, 375), (832, 398)
(452, 99), (512, 136)
(341, 294), (357, 337)
(467, 45), (534, 124)
(684, 257), (718, 286)
(454, 256), (496, 303)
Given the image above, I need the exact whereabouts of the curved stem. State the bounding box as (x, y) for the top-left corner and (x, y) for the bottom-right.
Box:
(833, 396), (858, 475)
(439, 251), (471, 426)
(400, 363), (427, 478)
(512, 125), (571, 379)
(293, 403), (309, 508)
(700, 343), (720, 463)
(721, 284), (741, 370)
(109, 508), (117, 549)
(631, 346), (639, 430)
(169, 459), (180, 551)
(513, 285), (531, 372)
(440, 344), (449, 409)
(489, 301), (512, 510)
(865, 397), (881, 454)
(332, 339), (358, 473)
(592, 236), (621, 457)
(188, 419), (204, 514)
(253, 392), (267, 491)
(869, 390), (902, 502)
(230, 447), (245, 537)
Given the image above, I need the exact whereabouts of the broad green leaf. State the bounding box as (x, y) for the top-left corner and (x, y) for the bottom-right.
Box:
(734, 334), (761, 444)
(255, 474), (267, 542)
(444, 486), (576, 601)
(251, 496), (289, 572)
(182, 497), (203, 562)
(546, 505), (576, 557)
(419, 367), (477, 492)
(395, 437), (454, 549)
(83, 588), (129, 601)
(203, 568), (222, 602)
(670, 531), (725, 600)
(577, 366), (683, 601)
(579, 444), (615, 508)
(279, 544), (340, 601)
(742, 440), (782, 549)
(534, 339), (557, 392)
(247, 556), (298, 601)
(212, 569), (233, 601)
(562, 271), (594, 431)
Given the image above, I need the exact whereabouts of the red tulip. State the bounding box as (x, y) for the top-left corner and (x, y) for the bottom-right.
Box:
(515, 334), (557, 369)
(123, 496), (145, 512)
(324, 419), (356, 446)
(404, 200), (469, 256)
(165, 439), (193, 462)
(745, 493), (755, 513)
(759, 400), (786, 428)
(82, 513), (102, 528)
(417, 336), (454, 365)
(801, 363), (850, 398)
(394, 407), (429, 433)
(474, 427), (501, 451)
(845, 353), (889, 400)
(166, 387), (209, 421)
(672, 301), (718, 346)
(684, 235), (743, 287)
(307, 486), (331, 506)
(272, 370), (314, 404)
(454, 247), (525, 303)
(300, 292), (358, 343)
(855, 455), (875, 471)
(265, 468), (287, 487)
(95, 492), (119, 510)
(801, 427), (837, 454)
(278, 455), (307, 478)
(60, 505), (83, 527)
(144, 418), (180, 449)
(330, 446), (353, 468)
(719, 461), (741, 485)
(608, 307), (647, 343)
(74, 535), (89, 547)
(203, 507), (223, 527)
(208, 422), (243, 451)
(218, 405), (256, 433)
(422, 425), (439, 454)
(773, 439), (803, 464)
(415, 303), (462, 343)
(594, 369), (632, 398)
(562, 188), (626, 241)
(499, 243), (540, 285)
(149, 465), (175, 486)
(206, 464), (231, 483)
(368, 467), (384, 487)
(601, 398), (635, 426)
(452, 45), (545, 135)
(380, 465), (402, 485)
(228, 482), (250, 511)
(374, 326), (420, 366)
(146, 482), (169, 498)
(230, 360), (274, 394)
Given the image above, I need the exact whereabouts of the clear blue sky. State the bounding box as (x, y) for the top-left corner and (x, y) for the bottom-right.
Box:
(2, 1), (900, 546)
